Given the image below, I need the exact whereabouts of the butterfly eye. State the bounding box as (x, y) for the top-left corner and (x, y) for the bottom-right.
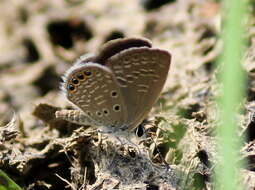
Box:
(67, 84), (76, 92)
(77, 73), (85, 80)
(84, 70), (92, 77)
(71, 78), (79, 85)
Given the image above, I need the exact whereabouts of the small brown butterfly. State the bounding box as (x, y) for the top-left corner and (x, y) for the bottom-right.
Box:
(56, 37), (171, 138)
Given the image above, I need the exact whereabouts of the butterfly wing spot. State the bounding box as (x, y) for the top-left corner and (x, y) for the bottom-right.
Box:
(138, 69), (160, 82)
(139, 68), (148, 72)
(126, 75), (136, 83)
(139, 69), (148, 77)
(77, 99), (84, 103)
(137, 84), (149, 88)
(97, 100), (107, 105)
(77, 73), (85, 80)
(94, 95), (104, 101)
(137, 89), (148, 93)
(100, 85), (106, 90)
(139, 68), (155, 77)
(113, 65), (123, 70)
(96, 111), (102, 117)
(71, 78), (79, 85)
(89, 89), (96, 94)
(94, 95), (107, 105)
(132, 61), (140, 66)
(137, 84), (149, 93)
(114, 70), (124, 74)
(113, 104), (121, 112)
(116, 76), (128, 87)
(111, 91), (118, 98)
(67, 71), (92, 93)
(103, 89), (109, 93)
(103, 109), (109, 115)
(67, 84), (76, 93)
(123, 64), (131, 69)
(87, 111), (92, 116)
(84, 70), (92, 77)
(86, 81), (97, 88)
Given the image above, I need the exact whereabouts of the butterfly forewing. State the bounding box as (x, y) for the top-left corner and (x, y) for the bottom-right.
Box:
(105, 47), (171, 129)
(95, 37), (152, 64)
(63, 62), (127, 127)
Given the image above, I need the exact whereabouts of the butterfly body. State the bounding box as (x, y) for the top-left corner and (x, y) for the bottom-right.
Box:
(56, 37), (171, 136)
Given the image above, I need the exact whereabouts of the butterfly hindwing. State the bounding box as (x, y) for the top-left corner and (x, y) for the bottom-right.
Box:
(62, 62), (127, 128)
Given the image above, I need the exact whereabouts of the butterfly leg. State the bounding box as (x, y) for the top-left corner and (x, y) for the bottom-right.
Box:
(55, 109), (98, 126)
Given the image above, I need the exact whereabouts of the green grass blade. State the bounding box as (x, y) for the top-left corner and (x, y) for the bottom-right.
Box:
(0, 170), (22, 190)
(216, 0), (248, 190)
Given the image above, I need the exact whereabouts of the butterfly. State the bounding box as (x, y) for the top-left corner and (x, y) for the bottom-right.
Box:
(55, 37), (171, 138)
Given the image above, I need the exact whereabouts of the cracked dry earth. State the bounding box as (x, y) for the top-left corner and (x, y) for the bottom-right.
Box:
(1, 0), (255, 189)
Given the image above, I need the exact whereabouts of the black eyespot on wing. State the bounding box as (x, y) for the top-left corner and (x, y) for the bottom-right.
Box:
(103, 109), (109, 115)
(68, 84), (75, 91)
(87, 111), (92, 116)
(77, 73), (85, 80)
(72, 78), (79, 85)
(111, 91), (118, 97)
(113, 104), (121, 112)
(96, 111), (102, 117)
(84, 70), (92, 77)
